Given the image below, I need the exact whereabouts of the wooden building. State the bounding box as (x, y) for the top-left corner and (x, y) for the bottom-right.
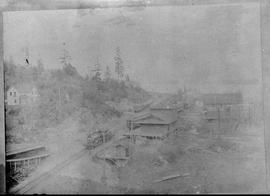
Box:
(201, 92), (243, 107)
(201, 92), (243, 117)
(125, 105), (179, 141)
(201, 92), (244, 135)
(6, 84), (38, 106)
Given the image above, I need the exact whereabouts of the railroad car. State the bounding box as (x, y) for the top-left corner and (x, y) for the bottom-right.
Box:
(86, 129), (113, 150)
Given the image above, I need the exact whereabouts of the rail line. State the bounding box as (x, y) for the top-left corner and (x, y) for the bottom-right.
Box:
(10, 130), (126, 194)
(10, 149), (88, 194)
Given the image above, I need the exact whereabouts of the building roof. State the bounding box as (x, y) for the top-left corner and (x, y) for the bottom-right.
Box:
(6, 143), (45, 156)
(10, 83), (37, 94)
(150, 102), (183, 110)
(97, 138), (131, 159)
(124, 127), (166, 137)
(113, 138), (130, 148)
(135, 113), (177, 125)
(203, 109), (240, 120)
(129, 112), (152, 122)
(129, 106), (178, 125)
(150, 94), (184, 110)
(133, 100), (153, 112)
(203, 110), (219, 120)
(201, 93), (243, 105)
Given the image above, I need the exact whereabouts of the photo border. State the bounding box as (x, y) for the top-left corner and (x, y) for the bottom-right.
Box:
(0, 0), (268, 193)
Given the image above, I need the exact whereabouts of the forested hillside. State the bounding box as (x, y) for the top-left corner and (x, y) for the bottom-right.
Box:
(4, 57), (151, 144)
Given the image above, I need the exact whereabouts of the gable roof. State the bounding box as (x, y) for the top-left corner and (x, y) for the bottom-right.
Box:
(151, 102), (183, 110)
(135, 113), (176, 125)
(7, 87), (17, 92)
(203, 110), (219, 120)
(124, 127), (166, 137)
(203, 108), (240, 120)
(97, 138), (131, 159)
(113, 138), (130, 149)
(129, 112), (152, 122)
(133, 100), (153, 112)
(201, 92), (243, 105)
(150, 94), (184, 110)
(10, 83), (37, 94)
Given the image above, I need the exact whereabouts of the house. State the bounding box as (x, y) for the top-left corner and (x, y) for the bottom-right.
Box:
(127, 112), (151, 130)
(201, 92), (243, 107)
(203, 107), (240, 121)
(6, 84), (38, 106)
(201, 93), (243, 135)
(151, 100), (184, 116)
(7, 87), (19, 105)
(200, 92), (243, 120)
(125, 105), (178, 140)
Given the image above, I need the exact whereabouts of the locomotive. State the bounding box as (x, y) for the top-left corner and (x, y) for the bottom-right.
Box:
(86, 129), (113, 150)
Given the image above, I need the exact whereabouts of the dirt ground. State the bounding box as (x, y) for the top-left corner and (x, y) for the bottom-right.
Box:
(115, 123), (266, 194)
(14, 107), (267, 194)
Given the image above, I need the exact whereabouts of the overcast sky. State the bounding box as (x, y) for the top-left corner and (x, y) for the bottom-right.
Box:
(3, 3), (261, 93)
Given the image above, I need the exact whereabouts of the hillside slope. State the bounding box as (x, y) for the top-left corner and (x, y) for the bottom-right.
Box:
(4, 61), (151, 144)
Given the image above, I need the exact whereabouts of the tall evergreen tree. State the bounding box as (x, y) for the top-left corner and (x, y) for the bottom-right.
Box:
(114, 47), (124, 81)
(59, 43), (78, 76)
(59, 42), (72, 67)
(92, 57), (102, 81)
(125, 74), (130, 82)
(105, 66), (111, 81)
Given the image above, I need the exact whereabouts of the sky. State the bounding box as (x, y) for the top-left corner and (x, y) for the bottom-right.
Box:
(3, 2), (262, 93)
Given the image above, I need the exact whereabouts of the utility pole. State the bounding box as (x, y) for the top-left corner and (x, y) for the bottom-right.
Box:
(249, 103), (251, 126)
(58, 87), (61, 119)
(101, 158), (107, 186)
(30, 102), (33, 129)
(253, 102), (256, 123)
(217, 105), (221, 139)
(87, 65), (91, 79)
(129, 120), (133, 159)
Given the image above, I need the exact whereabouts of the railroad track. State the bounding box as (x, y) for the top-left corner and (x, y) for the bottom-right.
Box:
(10, 132), (125, 194)
(10, 149), (88, 194)
(9, 124), (128, 194)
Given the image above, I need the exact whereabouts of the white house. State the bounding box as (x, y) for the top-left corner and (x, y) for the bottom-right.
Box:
(6, 84), (39, 106)
(7, 87), (19, 105)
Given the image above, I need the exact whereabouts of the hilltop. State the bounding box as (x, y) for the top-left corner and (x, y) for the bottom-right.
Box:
(4, 60), (151, 144)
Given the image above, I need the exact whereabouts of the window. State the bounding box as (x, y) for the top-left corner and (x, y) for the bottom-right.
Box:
(14, 99), (16, 104)
(10, 92), (12, 96)
(14, 92), (16, 97)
